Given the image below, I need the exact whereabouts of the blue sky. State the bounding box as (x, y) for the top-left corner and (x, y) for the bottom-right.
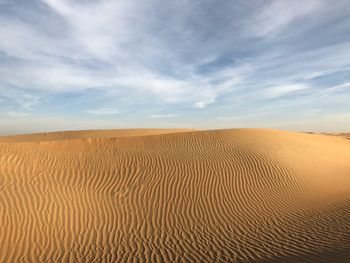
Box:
(0, 0), (350, 134)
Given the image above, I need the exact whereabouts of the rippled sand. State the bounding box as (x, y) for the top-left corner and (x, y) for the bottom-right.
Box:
(0, 128), (349, 262)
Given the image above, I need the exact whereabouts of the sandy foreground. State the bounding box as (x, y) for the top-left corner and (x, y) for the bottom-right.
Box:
(0, 128), (349, 262)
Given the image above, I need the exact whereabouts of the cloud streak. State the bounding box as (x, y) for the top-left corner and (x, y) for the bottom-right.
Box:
(265, 84), (310, 98)
(251, 0), (322, 37)
(149, 114), (176, 119)
(87, 108), (120, 115)
(0, 0), (350, 133)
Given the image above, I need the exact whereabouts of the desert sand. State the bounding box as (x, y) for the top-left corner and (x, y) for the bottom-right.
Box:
(0, 128), (349, 262)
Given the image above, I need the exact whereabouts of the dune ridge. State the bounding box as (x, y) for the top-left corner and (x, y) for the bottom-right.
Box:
(0, 128), (350, 262)
(0, 128), (197, 143)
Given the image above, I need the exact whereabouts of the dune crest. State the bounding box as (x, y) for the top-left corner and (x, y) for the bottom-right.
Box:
(0, 128), (197, 143)
(0, 128), (349, 262)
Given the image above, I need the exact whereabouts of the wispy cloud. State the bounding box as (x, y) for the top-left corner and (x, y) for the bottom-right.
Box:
(87, 108), (119, 115)
(149, 114), (176, 118)
(251, 0), (322, 37)
(322, 82), (350, 95)
(265, 84), (310, 98)
(0, 0), (350, 132)
(218, 112), (265, 121)
(194, 100), (213, 109)
(7, 111), (31, 117)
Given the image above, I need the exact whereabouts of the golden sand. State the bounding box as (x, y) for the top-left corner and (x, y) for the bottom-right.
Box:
(0, 128), (349, 262)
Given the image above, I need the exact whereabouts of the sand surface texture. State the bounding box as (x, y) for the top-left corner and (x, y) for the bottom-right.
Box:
(0, 128), (349, 262)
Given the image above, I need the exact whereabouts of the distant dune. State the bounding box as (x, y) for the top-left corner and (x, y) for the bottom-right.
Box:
(0, 128), (197, 143)
(0, 128), (349, 262)
(330, 133), (350, 140)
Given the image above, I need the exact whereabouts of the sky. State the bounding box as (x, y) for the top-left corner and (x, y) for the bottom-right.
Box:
(0, 0), (350, 134)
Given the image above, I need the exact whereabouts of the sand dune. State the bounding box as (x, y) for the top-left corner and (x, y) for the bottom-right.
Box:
(0, 128), (349, 262)
(334, 133), (350, 140)
(0, 128), (197, 143)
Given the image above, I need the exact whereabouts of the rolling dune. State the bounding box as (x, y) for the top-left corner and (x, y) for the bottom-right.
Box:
(0, 128), (197, 143)
(0, 128), (350, 262)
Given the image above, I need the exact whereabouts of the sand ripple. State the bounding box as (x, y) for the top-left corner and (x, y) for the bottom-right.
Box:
(0, 128), (349, 262)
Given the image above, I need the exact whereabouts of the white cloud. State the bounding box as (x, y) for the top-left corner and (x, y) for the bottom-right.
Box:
(194, 101), (210, 109)
(149, 114), (176, 118)
(0, 90), (40, 110)
(0, 0), (350, 133)
(7, 111), (31, 117)
(252, 0), (322, 37)
(323, 82), (350, 95)
(265, 84), (310, 98)
(40, 0), (131, 59)
(87, 108), (119, 115)
(1, 0), (246, 107)
(218, 112), (264, 120)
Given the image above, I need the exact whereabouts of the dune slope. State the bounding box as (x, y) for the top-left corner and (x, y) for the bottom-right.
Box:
(0, 128), (196, 143)
(0, 128), (350, 262)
